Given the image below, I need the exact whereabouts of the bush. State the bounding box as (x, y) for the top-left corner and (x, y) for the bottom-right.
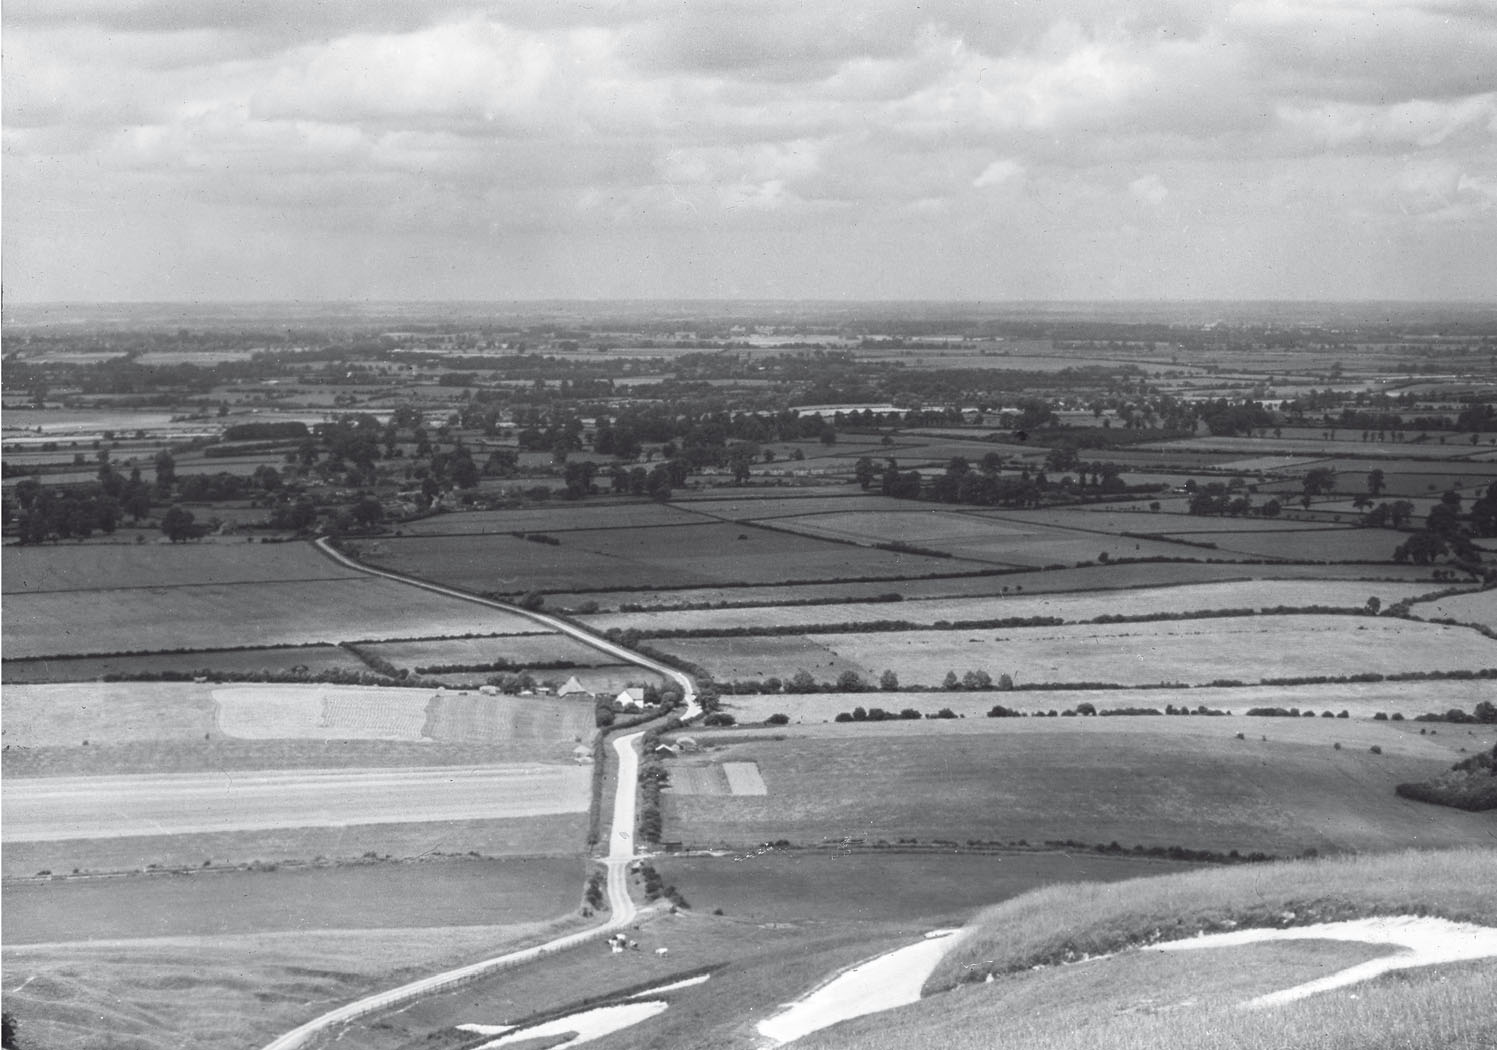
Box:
(702, 712), (736, 727)
(766, 713), (790, 725)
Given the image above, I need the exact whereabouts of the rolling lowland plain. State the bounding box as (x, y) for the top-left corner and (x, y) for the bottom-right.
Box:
(3, 304), (1496, 1050)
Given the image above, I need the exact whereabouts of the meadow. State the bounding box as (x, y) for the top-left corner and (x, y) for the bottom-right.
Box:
(660, 718), (1494, 856)
(2, 539), (577, 664)
(652, 615), (1495, 688)
(1411, 587), (1497, 629)
(1, 539), (359, 593)
(2, 813), (589, 878)
(360, 633), (618, 671)
(1, 644), (371, 684)
(3, 856), (583, 944)
(3, 576), (551, 659)
(353, 521), (957, 594)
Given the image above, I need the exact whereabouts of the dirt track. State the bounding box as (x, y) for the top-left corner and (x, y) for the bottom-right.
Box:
(2, 766), (590, 841)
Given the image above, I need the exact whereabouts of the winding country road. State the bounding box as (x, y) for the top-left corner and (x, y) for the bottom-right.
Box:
(255, 540), (698, 1050)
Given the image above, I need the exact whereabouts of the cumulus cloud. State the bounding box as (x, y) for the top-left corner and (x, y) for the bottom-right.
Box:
(3, 0), (1495, 300)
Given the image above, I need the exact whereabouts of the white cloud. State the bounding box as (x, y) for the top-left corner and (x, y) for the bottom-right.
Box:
(3, 0), (1495, 301)
(1129, 173), (1168, 205)
(974, 159), (1024, 188)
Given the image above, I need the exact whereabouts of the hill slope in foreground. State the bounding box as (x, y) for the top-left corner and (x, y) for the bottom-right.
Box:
(800, 849), (1496, 1050)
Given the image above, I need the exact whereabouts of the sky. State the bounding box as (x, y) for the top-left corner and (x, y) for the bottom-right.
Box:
(3, 0), (1495, 303)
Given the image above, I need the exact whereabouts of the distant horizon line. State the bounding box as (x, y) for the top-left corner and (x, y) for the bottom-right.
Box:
(6, 296), (1497, 307)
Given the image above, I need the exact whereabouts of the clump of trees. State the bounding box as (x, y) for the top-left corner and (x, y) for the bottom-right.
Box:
(1396, 743), (1497, 812)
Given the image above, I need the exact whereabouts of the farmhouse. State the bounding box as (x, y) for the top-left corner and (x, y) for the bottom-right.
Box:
(615, 686), (649, 710)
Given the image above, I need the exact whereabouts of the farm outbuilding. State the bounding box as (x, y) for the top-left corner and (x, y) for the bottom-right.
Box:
(558, 676), (590, 697)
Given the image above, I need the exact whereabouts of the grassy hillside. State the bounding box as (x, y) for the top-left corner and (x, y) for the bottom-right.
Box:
(663, 719), (1496, 855)
(802, 849), (1497, 1050)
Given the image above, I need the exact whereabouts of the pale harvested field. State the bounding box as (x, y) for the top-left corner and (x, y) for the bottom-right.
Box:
(584, 580), (1443, 634)
(4, 575), (542, 658)
(1411, 588), (1497, 629)
(1, 540), (358, 593)
(361, 632), (615, 671)
(2, 683), (218, 748)
(1, 682), (594, 756)
(215, 685), (431, 740)
(652, 616), (1496, 688)
(721, 680), (1497, 724)
(723, 761), (768, 795)
(2, 765), (591, 841)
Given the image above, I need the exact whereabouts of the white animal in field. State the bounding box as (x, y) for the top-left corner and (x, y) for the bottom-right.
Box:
(655, 947), (669, 956)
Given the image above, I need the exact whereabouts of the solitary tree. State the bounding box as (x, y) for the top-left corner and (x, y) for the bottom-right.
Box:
(160, 504), (198, 542)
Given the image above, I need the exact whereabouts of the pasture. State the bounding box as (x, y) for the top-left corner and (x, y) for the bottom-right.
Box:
(762, 509), (1243, 566)
(2, 813), (589, 876)
(582, 580), (1441, 634)
(3, 856), (583, 944)
(661, 719), (1494, 855)
(652, 615), (1495, 688)
(3, 575), (545, 659)
(1411, 587), (1497, 629)
(653, 852), (1200, 925)
(1, 644), (368, 684)
(1, 540), (359, 593)
(354, 521), (957, 594)
(360, 633), (617, 671)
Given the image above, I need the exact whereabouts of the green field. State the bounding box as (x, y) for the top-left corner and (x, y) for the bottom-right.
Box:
(1, 644), (368, 684)
(2, 813), (589, 877)
(353, 521), (958, 594)
(3, 856), (583, 943)
(1, 539), (359, 593)
(661, 719), (1495, 855)
(2, 539), (562, 662)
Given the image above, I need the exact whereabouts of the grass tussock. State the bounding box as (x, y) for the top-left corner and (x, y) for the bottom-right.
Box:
(928, 848), (1497, 991)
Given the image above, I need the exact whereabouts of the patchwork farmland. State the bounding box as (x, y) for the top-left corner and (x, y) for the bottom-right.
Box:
(6, 301), (1497, 1050)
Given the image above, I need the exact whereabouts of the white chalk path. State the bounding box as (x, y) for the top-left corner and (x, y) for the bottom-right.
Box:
(757, 930), (961, 1046)
(1150, 916), (1497, 1008)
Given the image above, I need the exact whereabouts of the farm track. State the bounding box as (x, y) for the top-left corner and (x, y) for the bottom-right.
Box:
(252, 541), (699, 1050)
